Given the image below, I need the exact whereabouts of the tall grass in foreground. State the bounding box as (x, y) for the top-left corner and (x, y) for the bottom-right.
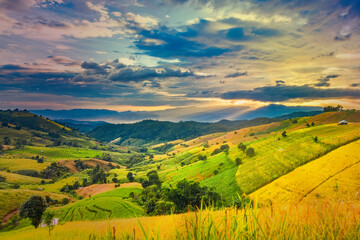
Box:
(2, 200), (360, 240)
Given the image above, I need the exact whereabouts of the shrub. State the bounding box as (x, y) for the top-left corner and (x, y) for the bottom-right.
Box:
(61, 198), (70, 205)
(246, 147), (255, 157)
(211, 148), (221, 156)
(237, 143), (246, 152)
(235, 158), (242, 165)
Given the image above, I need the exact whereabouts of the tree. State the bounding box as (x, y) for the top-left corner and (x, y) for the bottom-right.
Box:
(3, 137), (11, 145)
(127, 172), (134, 182)
(0, 144), (3, 151)
(311, 122), (315, 126)
(19, 195), (47, 228)
(42, 210), (55, 236)
(112, 177), (118, 183)
(235, 158), (242, 165)
(282, 131), (287, 137)
(246, 147), (255, 157)
(237, 143), (246, 152)
(0, 175), (6, 182)
(314, 136), (318, 143)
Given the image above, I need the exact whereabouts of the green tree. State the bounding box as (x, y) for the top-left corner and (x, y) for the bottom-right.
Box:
(19, 195), (47, 228)
(3, 137), (11, 145)
(246, 147), (255, 157)
(237, 143), (246, 152)
(282, 131), (287, 137)
(127, 172), (134, 182)
(42, 210), (55, 236)
(235, 158), (242, 165)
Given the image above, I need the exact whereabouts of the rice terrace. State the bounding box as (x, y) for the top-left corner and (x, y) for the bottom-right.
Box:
(1, 0), (360, 239)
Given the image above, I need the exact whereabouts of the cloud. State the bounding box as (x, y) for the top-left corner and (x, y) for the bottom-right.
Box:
(108, 67), (204, 82)
(334, 33), (351, 41)
(47, 56), (81, 66)
(225, 71), (247, 78)
(221, 83), (360, 102)
(0, 0), (36, 12)
(314, 74), (339, 87)
(135, 28), (234, 59)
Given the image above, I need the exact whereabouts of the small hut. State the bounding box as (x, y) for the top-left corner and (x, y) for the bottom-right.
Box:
(338, 120), (348, 125)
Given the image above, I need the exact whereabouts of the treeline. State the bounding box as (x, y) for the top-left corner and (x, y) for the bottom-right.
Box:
(89, 118), (278, 144)
(135, 170), (221, 215)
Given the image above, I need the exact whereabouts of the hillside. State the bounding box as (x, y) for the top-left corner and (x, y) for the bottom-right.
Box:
(250, 139), (360, 204)
(1, 110), (360, 238)
(88, 118), (279, 145)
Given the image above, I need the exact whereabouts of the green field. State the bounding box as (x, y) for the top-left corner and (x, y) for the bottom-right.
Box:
(6, 146), (104, 161)
(56, 187), (143, 222)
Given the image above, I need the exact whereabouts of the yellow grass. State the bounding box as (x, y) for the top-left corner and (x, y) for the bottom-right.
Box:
(1, 201), (360, 239)
(0, 171), (49, 184)
(250, 139), (360, 204)
(0, 158), (50, 171)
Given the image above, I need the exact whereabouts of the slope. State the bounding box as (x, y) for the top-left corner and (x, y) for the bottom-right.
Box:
(250, 139), (360, 204)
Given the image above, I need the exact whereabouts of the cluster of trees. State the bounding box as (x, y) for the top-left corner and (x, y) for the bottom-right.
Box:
(323, 105), (343, 112)
(60, 179), (89, 194)
(74, 159), (90, 171)
(211, 144), (230, 156)
(238, 143), (255, 157)
(125, 154), (145, 168)
(153, 143), (175, 153)
(31, 155), (45, 163)
(89, 164), (108, 184)
(41, 162), (70, 180)
(137, 170), (221, 215)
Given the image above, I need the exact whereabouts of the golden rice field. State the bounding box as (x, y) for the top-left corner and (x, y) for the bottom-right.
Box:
(250, 139), (360, 204)
(235, 123), (360, 194)
(0, 158), (50, 172)
(0, 171), (49, 185)
(1, 201), (359, 240)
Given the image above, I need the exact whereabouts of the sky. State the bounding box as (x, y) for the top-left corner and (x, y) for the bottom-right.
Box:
(0, 0), (359, 121)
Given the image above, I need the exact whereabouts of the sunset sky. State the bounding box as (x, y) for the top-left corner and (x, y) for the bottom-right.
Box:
(0, 0), (359, 120)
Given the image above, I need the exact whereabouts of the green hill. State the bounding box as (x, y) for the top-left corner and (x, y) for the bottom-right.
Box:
(88, 118), (279, 145)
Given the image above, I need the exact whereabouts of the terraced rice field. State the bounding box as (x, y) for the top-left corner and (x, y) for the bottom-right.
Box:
(250, 139), (360, 204)
(57, 187), (143, 222)
(235, 123), (360, 193)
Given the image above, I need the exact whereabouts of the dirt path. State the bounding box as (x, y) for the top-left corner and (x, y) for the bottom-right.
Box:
(77, 182), (142, 198)
(2, 209), (18, 224)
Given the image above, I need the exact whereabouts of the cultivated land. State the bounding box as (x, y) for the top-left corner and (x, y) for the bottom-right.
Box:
(1, 109), (360, 239)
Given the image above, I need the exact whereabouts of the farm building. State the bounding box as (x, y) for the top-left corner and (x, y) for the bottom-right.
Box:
(338, 120), (348, 125)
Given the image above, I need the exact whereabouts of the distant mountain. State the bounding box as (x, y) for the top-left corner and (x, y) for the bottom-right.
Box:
(240, 104), (323, 120)
(31, 104), (323, 123)
(31, 109), (156, 122)
(276, 111), (323, 119)
(88, 118), (278, 145)
(56, 119), (109, 133)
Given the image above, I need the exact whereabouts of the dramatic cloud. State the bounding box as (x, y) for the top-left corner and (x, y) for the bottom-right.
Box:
(225, 71), (247, 78)
(221, 84), (360, 102)
(314, 75), (339, 87)
(108, 67), (205, 82)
